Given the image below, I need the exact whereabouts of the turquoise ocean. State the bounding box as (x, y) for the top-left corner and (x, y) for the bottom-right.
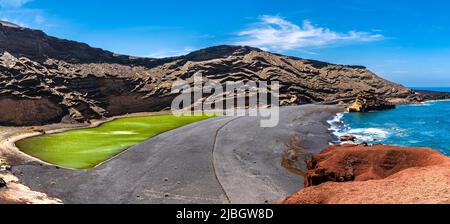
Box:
(330, 87), (450, 155)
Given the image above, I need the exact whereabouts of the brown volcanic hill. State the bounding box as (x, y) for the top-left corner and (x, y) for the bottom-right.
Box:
(0, 21), (420, 126)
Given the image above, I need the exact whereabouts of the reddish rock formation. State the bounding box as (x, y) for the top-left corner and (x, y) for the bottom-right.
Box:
(284, 144), (450, 204)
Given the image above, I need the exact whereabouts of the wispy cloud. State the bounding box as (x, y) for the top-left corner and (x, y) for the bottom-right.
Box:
(147, 47), (196, 58)
(0, 8), (45, 28)
(235, 15), (384, 52)
(0, 0), (52, 29)
(0, 0), (32, 8)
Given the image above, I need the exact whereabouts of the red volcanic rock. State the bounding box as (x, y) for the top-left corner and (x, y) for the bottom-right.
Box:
(284, 144), (450, 204)
(304, 144), (448, 187)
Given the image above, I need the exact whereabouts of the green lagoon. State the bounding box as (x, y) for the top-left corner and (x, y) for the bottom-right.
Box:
(16, 114), (213, 169)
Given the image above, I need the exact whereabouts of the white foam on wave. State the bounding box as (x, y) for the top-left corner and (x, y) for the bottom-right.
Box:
(422, 99), (450, 104)
(408, 102), (432, 107)
(345, 128), (390, 142)
(327, 112), (345, 130)
(327, 112), (344, 125)
(327, 112), (393, 144)
(327, 112), (348, 143)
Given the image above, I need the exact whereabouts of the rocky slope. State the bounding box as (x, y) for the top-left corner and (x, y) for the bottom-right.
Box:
(414, 90), (450, 101)
(1, 157), (61, 204)
(0, 20), (426, 126)
(283, 144), (450, 204)
(348, 90), (396, 112)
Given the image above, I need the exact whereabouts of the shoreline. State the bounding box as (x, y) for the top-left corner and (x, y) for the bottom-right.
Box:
(0, 110), (173, 203)
(421, 98), (450, 103)
(7, 105), (343, 204)
(283, 144), (450, 204)
(0, 110), (172, 167)
(2, 100), (448, 204)
(328, 99), (450, 148)
(283, 99), (450, 204)
(3, 105), (344, 169)
(3, 95), (449, 166)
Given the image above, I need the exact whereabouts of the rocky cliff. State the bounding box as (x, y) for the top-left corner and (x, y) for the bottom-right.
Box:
(0, 21), (424, 126)
(347, 90), (396, 112)
(283, 144), (450, 204)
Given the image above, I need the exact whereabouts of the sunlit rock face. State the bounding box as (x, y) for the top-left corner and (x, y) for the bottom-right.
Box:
(0, 21), (419, 126)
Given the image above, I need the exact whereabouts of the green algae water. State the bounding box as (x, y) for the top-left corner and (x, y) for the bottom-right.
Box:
(16, 114), (213, 169)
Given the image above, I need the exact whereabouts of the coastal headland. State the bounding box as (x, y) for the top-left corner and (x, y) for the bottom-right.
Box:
(1, 21), (450, 204)
(4, 105), (342, 204)
(283, 144), (450, 204)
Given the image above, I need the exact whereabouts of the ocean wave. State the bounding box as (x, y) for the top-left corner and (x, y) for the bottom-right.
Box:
(407, 99), (450, 107)
(327, 101), (450, 154)
(327, 112), (344, 126)
(327, 112), (346, 141)
(327, 112), (393, 144)
(407, 103), (432, 107)
(345, 128), (390, 143)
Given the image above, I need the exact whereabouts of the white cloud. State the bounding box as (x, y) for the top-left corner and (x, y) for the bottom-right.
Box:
(0, 0), (32, 8)
(0, 0), (34, 27)
(147, 47), (196, 58)
(235, 15), (384, 51)
(0, 0), (52, 30)
(0, 8), (44, 28)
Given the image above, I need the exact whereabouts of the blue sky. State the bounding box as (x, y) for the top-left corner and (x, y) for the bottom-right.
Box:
(1, 0), (449, 87)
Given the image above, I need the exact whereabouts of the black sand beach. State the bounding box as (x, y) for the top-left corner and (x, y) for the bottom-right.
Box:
(10, 105), (343, 204)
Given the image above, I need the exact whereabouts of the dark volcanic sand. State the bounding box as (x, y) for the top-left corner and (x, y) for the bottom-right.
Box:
(12, 105), (343, 204)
